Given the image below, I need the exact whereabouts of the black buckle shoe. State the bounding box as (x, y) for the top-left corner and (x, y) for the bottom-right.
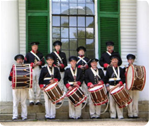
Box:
(29, 102), (34, 106)
(35, 102), (42, 105)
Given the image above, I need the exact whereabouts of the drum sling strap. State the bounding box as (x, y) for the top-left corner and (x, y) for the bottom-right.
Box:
(77, 56), (87, 65)
(69, 68), (77, 85)
(54, 51), (63, 64)
(30, 51), (40, 61)
(106, 51), (112, 56)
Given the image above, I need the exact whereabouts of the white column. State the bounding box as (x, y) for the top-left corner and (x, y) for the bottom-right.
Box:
(0, 0), (19, 101)
(137, 0), (149, 101)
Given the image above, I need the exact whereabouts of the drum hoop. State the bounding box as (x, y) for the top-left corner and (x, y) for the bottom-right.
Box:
(52, 93), (65, 104)
(74, 96), (87, 107)
(30, 64), (33, 88)
(118, 98), (132, 108)
(66, 87), (78, 97)
(29, 64), (32, 88)
(110, 85), (124, 95)
(93, 99), (108, 106)
(88, 84), (104, 93)
(140, 66), (146, 91)
(126, 65), (134, 90)
(12, 65), (16, 89)
(14, 65), (17, 89)
(44, 81), (58, 92)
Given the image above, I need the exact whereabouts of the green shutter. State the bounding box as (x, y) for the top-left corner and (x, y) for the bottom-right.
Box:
(27, 0), (48, 10)
(26, 0), (50, 56)
(98, 0), (120, 56)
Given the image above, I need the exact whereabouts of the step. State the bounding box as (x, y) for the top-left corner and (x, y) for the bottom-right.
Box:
(0, 100), (148, 114)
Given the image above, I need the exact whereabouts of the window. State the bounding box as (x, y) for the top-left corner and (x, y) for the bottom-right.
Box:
(52, 0), (95, 59)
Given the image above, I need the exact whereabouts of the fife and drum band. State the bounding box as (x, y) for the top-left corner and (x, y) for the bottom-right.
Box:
(8, 41), (146, 121)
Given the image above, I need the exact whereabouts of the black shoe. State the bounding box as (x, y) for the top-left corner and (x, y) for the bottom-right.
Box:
(12, 118), (18, 121)
(128, 116), (133, 118)
(96, 117), (101, 119)
(111, 117), (116, 119)
(29, 102), (34, 106)
(69, 117), (75, 119)
(133, 116), (138, 118)
(45, 117), (51, 120)
(90, 117), (96, 119)
(35, 102), (42, 105)
(22, 118), (27, 121)
(56, 102), (62, 105)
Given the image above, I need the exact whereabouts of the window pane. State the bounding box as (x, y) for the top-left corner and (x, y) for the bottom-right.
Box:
(52, 2), (60, 14)
(69, 16), (77, 26)
(86, 17), (94, 27)
(61, 39), (69, 49)
(78, 28), (85, 38)
(61, 3), (69, 14)
(86, 28), (94, 38)
(70, 28), (77, 38)
(52, 27), (60, 38)
(86, 0), (94, 3)
(52, 0), (60, 2)
(70, 4), (77, 14)
(78, 17), (85, 27)
(52, 16), (60, 26)
(78, 0), (85, 3)
(61, 0), (68, 2)
(61, 16), (69, 26)
(86, 39), (94, 49)
(61, 27), (68, 38)
(70, 51), (77, 56)
(69, 0), (77, 3)
(86, 4), (94, 15)
(86, 50), (95, 58)
(78, 39), (85, 47)
(70, 39), (77, 50)
(78, 4), (85, 15)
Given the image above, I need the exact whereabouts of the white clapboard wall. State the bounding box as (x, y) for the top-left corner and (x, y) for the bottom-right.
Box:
(18, 0), (26, 56)
(120, 0), (137, 67)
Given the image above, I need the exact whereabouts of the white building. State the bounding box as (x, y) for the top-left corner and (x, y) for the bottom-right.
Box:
(0, 0), (149, 103)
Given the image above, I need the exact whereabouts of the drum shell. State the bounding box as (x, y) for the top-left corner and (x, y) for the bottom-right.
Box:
(12, 64), (33, 89)
(88, 84), (108, 106)
(126, 65), (146, 91)
(110, 85), (132, 108)
(44, 81), (64, 104)
(66, 87), (87, 107)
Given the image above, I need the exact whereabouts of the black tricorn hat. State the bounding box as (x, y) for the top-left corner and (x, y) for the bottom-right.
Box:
(53, 41), (62, 47)
(69, 56), (78, 62)
(106, 41), (114, 46)
(76, 46), (86, 52)
(88, 58), (99, 67)
(14, 54), (24, 61)
(30, 42), (39, 46)
(127, 54), (136, 60)
(110, 53), (120, 60)
(45, 54), (55, 60)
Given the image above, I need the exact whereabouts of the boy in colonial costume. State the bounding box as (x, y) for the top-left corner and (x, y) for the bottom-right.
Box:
(125, 54), (139, 118)
(39, 54), (61, 119)
(85, 58), (105, 119)
(24, 42), (45, 106)
(63, 56), (84, 119)
(9, 54), (28, 121)
(99, 41), (122, 70)
(51, 41), (67, 99)
(76, 46), (90, 102)
(104, 54), (125, 119)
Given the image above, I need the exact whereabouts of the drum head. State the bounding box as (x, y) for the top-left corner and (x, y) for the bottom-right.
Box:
(44, 82), (57, 91)
(111, 86), (123, 94)
(88, 85), (103, 92)
(126, 65), (134, 90)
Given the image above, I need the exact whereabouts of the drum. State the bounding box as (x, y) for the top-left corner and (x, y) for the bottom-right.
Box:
(44, 81), (65, 104)
(88, 84), (108, 106)
(110, 85), (132, 108)
(126, 65), (146, 90)
(66, 87), (87, 107)
(12, 64), (33, 89)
